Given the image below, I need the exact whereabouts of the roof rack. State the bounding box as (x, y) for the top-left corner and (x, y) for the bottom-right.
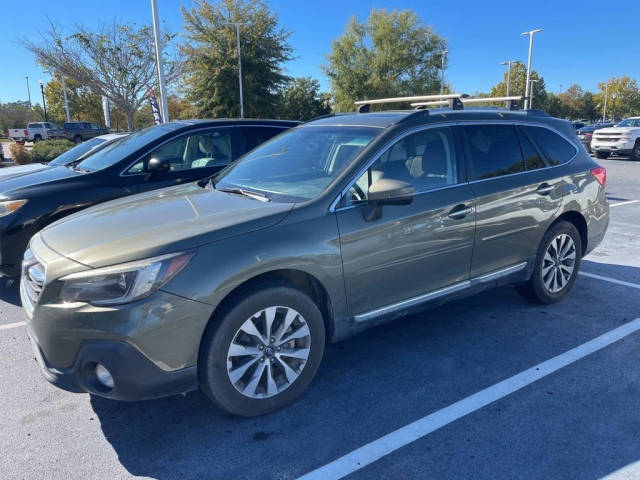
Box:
(411, 95), (527, 111)
(354, 93), (469, 113)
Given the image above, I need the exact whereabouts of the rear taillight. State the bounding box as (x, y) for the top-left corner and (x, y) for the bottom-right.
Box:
(591, 166), (606, 187)
(586, 133), (593, 138)
(24, 129), (28, 135)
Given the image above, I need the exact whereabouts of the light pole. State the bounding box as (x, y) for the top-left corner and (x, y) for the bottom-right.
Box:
(61, 75), (71, 122)
(39, 79), (48, 122)
(500, 60), (520, 97)
(151, 0), (169, 123)
(521, 29), (543, 109)
(530, 79), (539, 108)
(224, 22), (246, 118)
(440, 50), (448, 95)
(603, 83), (609, 122)
(25, 76), (32, 108)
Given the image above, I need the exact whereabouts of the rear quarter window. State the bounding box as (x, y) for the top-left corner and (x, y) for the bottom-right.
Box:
(523, 126), (577, 166)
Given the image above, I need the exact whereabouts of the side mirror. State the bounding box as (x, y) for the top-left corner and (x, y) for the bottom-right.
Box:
(363, 178), (414, 222)
(147, 157), (170, 173)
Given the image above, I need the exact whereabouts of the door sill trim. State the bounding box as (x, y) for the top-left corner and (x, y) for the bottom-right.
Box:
(353, 261), (527, 323)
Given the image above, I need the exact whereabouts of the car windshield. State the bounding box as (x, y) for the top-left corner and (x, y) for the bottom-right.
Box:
(215, 126), (380, 202)
(615, 119), (640, 127)
(76, 124), (178, 172)
(49, 137), (106, 166)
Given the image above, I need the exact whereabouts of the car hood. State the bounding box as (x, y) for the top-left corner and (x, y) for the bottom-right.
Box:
(594, 127), (637, 135)
(0, 164), (78, 195)
(40, 182), (294, 268)
(0, 163), (53, 181)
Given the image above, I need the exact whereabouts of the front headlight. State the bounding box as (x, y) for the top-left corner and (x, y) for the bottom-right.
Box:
(0, 199), (27, 217)
(58, 252), (193, 305)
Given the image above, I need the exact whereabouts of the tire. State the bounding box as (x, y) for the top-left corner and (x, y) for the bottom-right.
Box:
(516, 221), (582, 304)
(33, 135), (42, 143)
(74, 135), (82, 144)
(631, 141), (640, 162)
(595, 151), (610, 159)
(199, 285), (325, 416)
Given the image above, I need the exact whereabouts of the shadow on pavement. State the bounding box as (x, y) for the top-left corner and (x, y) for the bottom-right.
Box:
(90, 262), (640, 480)
(0, 278), (21, 306)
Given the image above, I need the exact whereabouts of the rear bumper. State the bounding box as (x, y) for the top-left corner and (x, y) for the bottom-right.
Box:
(28, 331), (198, 401)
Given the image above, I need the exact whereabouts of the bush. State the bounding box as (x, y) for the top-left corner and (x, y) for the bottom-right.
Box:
(31, 139), (75, 163)
(9, 142), (33, 165)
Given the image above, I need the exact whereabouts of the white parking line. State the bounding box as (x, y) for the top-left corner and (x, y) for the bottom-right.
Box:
(0, 321), (26, 331)
(609, 200), (639, 208)
(579, 271), (640, 290)
(298, 316), (640, 480)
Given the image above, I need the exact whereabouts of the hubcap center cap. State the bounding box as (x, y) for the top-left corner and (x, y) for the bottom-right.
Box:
(264, 346), (275, 357)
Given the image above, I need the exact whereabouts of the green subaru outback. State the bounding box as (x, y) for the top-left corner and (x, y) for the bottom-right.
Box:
(21, 96), (609, 416)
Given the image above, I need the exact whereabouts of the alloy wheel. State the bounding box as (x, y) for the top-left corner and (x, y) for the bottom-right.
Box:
(542, 233), (576, 293)
(226, 306), (311, 399)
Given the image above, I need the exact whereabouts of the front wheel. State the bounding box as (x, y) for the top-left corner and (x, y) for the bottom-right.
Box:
(631, 142), (640, 161)
(74, 135), (82, 144)
(595, 151), (610, 159)
(199, 285), (325, 416)
(33, 135), (42, 143)
(517, 221), (582, 304)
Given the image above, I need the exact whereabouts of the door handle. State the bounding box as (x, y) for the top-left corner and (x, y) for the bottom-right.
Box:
(448, 204), (474, 219)
(536, 183), (554, 195)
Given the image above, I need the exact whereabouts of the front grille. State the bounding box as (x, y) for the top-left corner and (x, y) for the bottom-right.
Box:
(20, 249), (45, 314)
(593, 133), (621, 141)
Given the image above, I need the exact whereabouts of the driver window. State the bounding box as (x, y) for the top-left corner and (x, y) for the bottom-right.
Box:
(126, 129), (232, 174)
(345, 127), (458, 206)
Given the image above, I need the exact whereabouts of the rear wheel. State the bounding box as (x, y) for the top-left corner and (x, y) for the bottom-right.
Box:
(199, 285), (325, 416)
(595, 151), (610, 159)
(517, 221), (582, 304)
(33, 135), (42, 143)
(74, 135), (82, 144)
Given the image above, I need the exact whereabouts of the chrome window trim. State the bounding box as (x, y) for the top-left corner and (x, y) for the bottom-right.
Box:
(354, 261), (527, 322)
(329, 121), (459, 212)
(118, 125), (290, 177)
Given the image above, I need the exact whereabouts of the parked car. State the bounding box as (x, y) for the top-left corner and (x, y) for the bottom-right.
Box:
(0, 133), (129, 182)
(20, 101), (609, 416)
(576, 122), (615, 153)
(0, 119), (296, 277)
(591, 117), (640, 160)
(7, 122), (64, 143)
(63, 122), (110, 143)
(571, 121), (586, 130)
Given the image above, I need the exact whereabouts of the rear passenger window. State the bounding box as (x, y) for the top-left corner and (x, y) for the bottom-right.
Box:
(523, 126), (577, 166)
(464, 125), (524, 179)
(518, 128), (546, 170)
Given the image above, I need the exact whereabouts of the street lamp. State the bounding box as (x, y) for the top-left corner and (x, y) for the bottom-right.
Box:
(530, 79), (539, 108)
(500, 60), (520, 97)
(39, 79), (48, 122)
(603, 83), (609, 122)
(521, 29), (543, 109)
(440, 50), (449, 95)
(25, 76), (32, 108)
(224, 22), (246, 118)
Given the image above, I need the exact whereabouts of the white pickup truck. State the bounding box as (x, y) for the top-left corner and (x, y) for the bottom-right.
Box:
(591, 117), (640, 161)
(7, 122), (64, 143)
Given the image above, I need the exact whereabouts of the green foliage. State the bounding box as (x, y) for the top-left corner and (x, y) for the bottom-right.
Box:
(0, 102), (43, 132)
(44, 73), (104, 126)
(181, 0), (293, 118)
(31, 139), (75, 163)
(278, 77), (332, 121)
(490, 63), (547, 108)
(323, 9), (447, 112)
(9, 142), (33, 165)
(551, 84), (598, 120)
(593, 76), (640, 120)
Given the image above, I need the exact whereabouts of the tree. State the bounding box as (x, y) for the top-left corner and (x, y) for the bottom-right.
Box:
(593, 76), (640, 120)
(0, 102), (42, 132)
(23, 21), (181, 130)
(44, 73), (104, 125)
(490, 63), (547, 109)
(182, 0), (293, 118)
(278, 77), (331, 121)
(323, 9), (447, 112)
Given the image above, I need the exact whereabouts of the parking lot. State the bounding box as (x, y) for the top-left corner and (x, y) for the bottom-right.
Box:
(0, 155), (639, 479)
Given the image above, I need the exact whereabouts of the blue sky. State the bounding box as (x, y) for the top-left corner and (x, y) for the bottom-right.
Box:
(2, 0), (639, 104)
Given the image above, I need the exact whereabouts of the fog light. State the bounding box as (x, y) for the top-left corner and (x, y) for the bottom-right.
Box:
(95, 364), (114, 389)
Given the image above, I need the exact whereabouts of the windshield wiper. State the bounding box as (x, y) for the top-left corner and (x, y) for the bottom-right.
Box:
(218, 187), (270, 202)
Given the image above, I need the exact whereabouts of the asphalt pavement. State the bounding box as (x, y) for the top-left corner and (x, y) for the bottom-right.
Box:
(1, 155), (639, 479)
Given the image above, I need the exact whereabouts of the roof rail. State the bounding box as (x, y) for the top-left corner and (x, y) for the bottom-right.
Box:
(411, 95), (527, 111)
(355, 93), (469, 113)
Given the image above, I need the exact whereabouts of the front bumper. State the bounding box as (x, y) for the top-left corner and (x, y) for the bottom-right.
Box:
(28, 331), (198, 400)
(591, 140), (635, 155)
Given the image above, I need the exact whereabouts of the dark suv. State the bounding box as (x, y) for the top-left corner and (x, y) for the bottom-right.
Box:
(22, 98), (609, 416)
(63, 122), (109, 143)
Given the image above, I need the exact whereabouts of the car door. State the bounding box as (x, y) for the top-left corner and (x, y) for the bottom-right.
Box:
(463, 123), (563, 278)
(127, 128), (235, 192)
(335, 125), (476, 319)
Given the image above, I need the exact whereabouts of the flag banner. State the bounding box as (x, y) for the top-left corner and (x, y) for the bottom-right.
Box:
(147, 86), (163, 125)
(101, 96), (111, 129)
